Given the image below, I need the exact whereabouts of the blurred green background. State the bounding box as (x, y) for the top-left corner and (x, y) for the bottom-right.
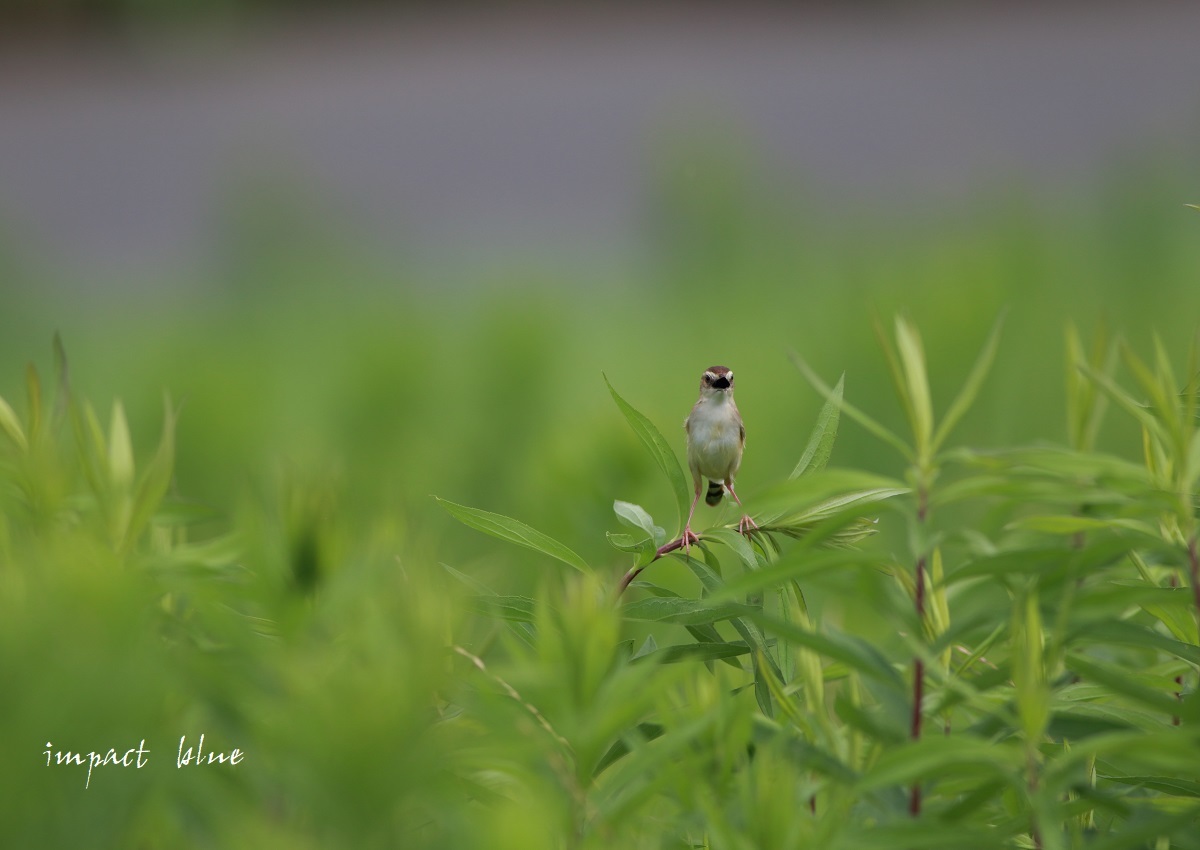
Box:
(2, 2), (1200, 846)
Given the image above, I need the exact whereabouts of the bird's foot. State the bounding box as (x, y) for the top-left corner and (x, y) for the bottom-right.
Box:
(681, 526), (700, 555)
(738, 514), (758, 536)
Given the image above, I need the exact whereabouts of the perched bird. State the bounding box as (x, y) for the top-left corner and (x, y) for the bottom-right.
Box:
(682, 365), (756, 550)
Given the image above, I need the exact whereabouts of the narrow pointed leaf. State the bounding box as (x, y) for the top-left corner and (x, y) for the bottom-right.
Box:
(25, 363), (42, 445)
(604, 374), (691, 527)
(436, 497), (590, 572)
(1079, 362), (1167, 445)
(894, 317), (934, 453)
(108, 400), (135, 491)
(856, 736), (1022, 792)
(747, 611), (906, 693)
(791, 352), (914, 461)
(620, 596), (754, 625)
(791, 373), (843, 478)
(469, 595), (536, 623)
(932, 314), (1004, 452)
(122, 397), (177, 552)
(0, 395), (27, 452)
(632, 642), (753, 665)
(685, 554), (784, 687)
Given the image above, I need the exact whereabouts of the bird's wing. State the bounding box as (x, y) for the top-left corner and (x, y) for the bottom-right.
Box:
(683, 402), (702, 484)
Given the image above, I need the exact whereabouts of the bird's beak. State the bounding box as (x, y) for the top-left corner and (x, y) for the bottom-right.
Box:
(712, 376), (731, 390)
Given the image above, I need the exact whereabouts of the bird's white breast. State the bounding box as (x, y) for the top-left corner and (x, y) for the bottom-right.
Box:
(688, 400), (742, 480)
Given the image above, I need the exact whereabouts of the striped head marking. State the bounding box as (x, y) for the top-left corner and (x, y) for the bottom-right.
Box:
(700, 366), (734, 392)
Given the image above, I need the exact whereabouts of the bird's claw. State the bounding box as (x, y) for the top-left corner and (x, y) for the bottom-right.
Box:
(737, 514), (758, 536)
(681, 527), (700, 555)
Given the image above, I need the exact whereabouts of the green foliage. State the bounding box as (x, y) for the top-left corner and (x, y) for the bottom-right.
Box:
(429, 326), (1200, 847)
(4, 191), (1200, 845)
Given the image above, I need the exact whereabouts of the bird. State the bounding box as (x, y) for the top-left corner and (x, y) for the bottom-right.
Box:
(682, 365), (756, 552)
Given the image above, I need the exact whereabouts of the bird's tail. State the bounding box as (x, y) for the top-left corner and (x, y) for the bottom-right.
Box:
(705, 480), (725, 506)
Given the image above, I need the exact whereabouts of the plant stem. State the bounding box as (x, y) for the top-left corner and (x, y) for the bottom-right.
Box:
(1169, 571), (1183, 725)
(910, 485), (929, 817)
(617, 531), (711, 596)
(1188, 534), (1200, 621)
(616, 536), (691, 596)
(909, 560), (926, 817)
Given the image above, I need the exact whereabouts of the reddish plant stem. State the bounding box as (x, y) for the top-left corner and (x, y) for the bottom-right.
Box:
(909, 557), (926, 817)
(910, 487), (929, 818)
(1189, 534), (1200, 622)
(1178, 535), (1200, 728)
(907, 492), (926, 816)
(1169, 571), (1183, 725)
(616, 534), (696, 596)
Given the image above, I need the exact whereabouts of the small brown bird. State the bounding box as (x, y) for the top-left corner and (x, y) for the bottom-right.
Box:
(682, 366), (756, 550)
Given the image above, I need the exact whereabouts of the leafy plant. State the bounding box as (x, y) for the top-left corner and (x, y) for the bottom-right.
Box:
(440, 319), (1200, 849)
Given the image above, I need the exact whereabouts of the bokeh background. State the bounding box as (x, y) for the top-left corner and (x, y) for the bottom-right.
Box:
(2, 1), (1199, 845)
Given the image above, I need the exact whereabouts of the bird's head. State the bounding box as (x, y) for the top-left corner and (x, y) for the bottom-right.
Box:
(699, 366), (735, 396)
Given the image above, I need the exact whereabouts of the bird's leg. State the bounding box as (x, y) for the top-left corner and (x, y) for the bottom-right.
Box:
(726, 480), (757, 536)
(682, 478), (702, 554)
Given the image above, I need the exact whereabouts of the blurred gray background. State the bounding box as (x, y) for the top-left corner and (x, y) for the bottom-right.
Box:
(1, 2), (1198, 289)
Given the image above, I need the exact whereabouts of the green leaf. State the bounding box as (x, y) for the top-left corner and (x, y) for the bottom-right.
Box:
(69, 398), (108, 501)
(684, 554), (782, 714)
(0, 394), (27, 452)
(108, 399), (135, 491)
(747, 611), (906, 694)
(791, 373), (843, 478)
(855, 735), (1022, 792)
(1122, 338), (1182, 440)
(1008, 514), (1160, 538)
(893, 316), (934, 454)
(1101, 775), (1200, 798)
(705, 527), (762, 573)
(749, 469), (907, 530)
(1065, 654), (1184, 716)
(704, 548), (883, 604)
(51, 332), (70, 425)
(613, 500), (666, 546)
(592, 722), (665, 777)
(631, 634), (658, 660)
(631, 642), (752, 665)
(606, 532), (644, 552)
(790, 352), (914, 462)
(1076, 619), (1200, 666)
(25, 363), (42, 445)
(1185, 427), (1200, 491)
(627, 580), (744, 668)
(1043, 729), (1200, 792)
(435, 497), (590, 573)
(441, 563), (536, 646)
(604, 374), (691, 529)
(932, 313), (1004, 453)
(469, 595), (536, 623)
(1013, 589), (1048, 742)
(122, 397), (177, 553)
(1079, 362), (1168, 446)
(620, 596), (755, 626)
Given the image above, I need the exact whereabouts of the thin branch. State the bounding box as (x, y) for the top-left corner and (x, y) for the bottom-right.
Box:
(617, 532), (703, 596)
(1188, 534), (1200, 622)
(910, 485), (929, 817)
(453, 645), (572, 752)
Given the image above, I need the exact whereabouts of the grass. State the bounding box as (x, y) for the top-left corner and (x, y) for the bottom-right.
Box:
(2, 169), (1200, 847)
